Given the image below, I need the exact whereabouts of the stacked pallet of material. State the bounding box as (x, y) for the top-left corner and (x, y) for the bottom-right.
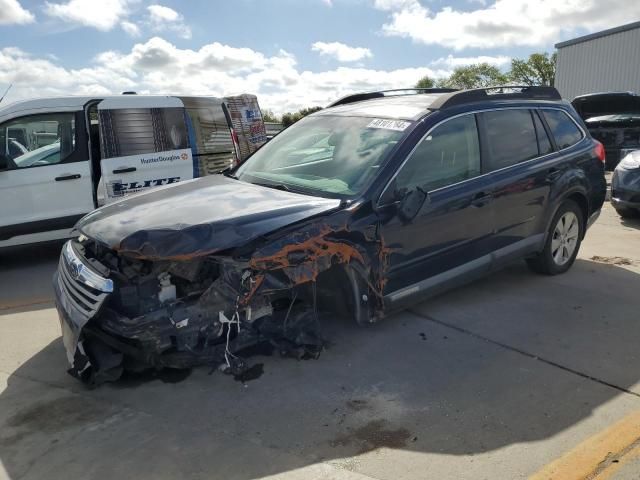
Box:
(198, 152), (235, 176)
(224, 94), (268, 161)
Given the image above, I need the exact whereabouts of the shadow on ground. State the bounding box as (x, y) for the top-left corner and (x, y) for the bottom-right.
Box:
(620, 215), (640, 230)
(0, 242), (64, 311)
(1, 259), (640, 479)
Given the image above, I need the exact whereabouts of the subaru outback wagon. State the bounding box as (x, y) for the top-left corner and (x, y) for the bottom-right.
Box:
(54, 86), (607, 384)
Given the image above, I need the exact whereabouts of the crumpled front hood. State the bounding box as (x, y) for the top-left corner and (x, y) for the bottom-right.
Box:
(76, 174), (342, 260)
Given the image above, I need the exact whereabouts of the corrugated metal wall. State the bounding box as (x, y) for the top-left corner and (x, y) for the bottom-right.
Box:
(555, 27), (640, 100)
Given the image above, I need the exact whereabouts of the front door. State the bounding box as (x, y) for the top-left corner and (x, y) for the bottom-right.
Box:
(0, 111), (94, 246)
(377, 113), (495, 306)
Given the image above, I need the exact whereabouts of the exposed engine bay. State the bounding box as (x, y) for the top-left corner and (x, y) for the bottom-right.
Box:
(54, 206), (388, 387)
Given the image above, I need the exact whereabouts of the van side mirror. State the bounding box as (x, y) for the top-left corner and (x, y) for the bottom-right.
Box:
(398, 187), (427, 222)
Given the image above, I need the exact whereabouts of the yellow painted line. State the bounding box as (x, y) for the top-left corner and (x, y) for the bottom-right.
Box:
(596, 443), (640, 480)
(530, 410), (640, 480)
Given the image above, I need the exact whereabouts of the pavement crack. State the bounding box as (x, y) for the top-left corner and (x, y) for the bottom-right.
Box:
(409, 310), (640, 399)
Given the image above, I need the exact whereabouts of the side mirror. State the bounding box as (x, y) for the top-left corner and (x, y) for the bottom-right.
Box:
(398, 188), (427, 222)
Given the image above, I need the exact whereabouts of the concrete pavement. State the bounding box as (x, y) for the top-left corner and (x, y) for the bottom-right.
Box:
(0, 203), (639, 480)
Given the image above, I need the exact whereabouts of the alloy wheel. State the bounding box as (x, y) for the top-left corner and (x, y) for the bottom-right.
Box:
(551, 211), (579, 266)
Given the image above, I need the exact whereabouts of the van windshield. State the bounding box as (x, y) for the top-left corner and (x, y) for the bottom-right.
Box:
(235, 115), (411, 198)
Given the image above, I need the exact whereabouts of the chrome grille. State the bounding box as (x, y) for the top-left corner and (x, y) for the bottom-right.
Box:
(58, 242), (111, 318)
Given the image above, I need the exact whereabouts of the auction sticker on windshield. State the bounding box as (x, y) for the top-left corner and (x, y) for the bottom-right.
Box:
(366, 119), (412, 131)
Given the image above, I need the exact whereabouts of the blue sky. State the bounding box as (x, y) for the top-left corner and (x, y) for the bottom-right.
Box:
(0, 0), (638, 113)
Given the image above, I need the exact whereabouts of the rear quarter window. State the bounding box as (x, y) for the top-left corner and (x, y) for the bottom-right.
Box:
(480, 109), (538, 172)
(542, 109), (583, 149)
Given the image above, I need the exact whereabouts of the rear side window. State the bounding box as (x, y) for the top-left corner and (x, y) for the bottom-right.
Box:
(533, 111), (553, 155)
(481, 109), (538, 172)
(542, 109), (583, 149)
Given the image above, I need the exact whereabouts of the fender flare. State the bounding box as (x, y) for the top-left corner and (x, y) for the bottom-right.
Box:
(542, 186), (589, 246)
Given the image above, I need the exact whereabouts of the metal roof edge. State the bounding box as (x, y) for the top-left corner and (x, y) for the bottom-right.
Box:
(555, 21), (640, 49)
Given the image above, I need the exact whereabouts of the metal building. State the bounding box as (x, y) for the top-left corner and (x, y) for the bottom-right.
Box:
(555, 21), (640, 100)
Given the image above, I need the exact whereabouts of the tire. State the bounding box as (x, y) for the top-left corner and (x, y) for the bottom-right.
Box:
(526, 200), (584, 275)
(615, 207), (639, 219)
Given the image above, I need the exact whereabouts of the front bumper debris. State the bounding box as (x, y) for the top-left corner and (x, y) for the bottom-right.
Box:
(53, 238), (331, 387)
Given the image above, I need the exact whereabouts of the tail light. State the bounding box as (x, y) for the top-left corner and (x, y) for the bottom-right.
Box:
(594, 140), (606, 164)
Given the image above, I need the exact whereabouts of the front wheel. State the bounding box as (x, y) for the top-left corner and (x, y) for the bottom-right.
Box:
(526, 200), (583, 275)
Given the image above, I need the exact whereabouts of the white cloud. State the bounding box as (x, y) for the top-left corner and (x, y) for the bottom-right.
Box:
(375, 0), (640, 50)
(431, 54), (511, 68)
(0, 38), (448, 115)
(321, 0), (333, 6)
(44, 0), (132, 31)
(147, 4), (179, 22)
(147, 4), (191, 39)
(121, 20), (141, 37)
(312, 41), (373, 62)
(0, 0), (34, 25)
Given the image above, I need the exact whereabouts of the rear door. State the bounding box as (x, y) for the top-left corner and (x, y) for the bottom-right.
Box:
(97, 96), (194, 203)
(0, 111), (94, 245)
(179, 97), (236, 176)
(378, 113), (495, 305)
(476, 108), (555, 258)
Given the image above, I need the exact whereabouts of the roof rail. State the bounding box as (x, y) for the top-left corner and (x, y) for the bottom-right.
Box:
(327, 88), (458, 108)
(429, 85), (561, 110)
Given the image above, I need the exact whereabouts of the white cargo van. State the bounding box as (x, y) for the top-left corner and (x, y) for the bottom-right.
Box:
(0, 94), (267, 247)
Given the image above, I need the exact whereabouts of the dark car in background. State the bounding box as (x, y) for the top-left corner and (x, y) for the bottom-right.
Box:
(53, 86), (606, 385)
(611, 150), (640, 218)
(572, 92), (640, 170)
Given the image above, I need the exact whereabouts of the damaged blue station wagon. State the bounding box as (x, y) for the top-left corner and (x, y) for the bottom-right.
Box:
(53, 87), (607, 385)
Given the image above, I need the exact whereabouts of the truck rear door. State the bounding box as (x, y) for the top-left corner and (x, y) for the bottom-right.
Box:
(97, 96), (195, 203)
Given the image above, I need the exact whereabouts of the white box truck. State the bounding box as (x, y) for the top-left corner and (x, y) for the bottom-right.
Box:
(0, 94), (267, 247)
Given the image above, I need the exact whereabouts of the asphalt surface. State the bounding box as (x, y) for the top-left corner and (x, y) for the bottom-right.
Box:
(1, 202), (639, 480)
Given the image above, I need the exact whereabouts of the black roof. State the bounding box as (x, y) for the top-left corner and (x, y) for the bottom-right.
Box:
(320, 86), (562, 121)
(317, 94), (445, 121)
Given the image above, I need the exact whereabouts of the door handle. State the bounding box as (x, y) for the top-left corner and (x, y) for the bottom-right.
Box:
(55, 174), (81, 181)
(471, 192), (493, 207)
(546, 168), (562, 182)
(112, 167), (137, 174)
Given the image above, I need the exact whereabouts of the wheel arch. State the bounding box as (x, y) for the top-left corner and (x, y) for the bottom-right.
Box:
(544, 188), (589, 245)
(315, 263), (375, 326)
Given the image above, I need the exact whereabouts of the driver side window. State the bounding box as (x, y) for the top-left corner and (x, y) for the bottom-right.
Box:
(395, 114), (481, 193)
(0, 113), (76, 170)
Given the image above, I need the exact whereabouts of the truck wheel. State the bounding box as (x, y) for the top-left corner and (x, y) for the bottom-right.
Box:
(526, 200), (584, 275)
(615, 207), (638, 219)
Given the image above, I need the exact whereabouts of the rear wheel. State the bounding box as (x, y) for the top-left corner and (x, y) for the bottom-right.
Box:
(526, 200), (583, 275)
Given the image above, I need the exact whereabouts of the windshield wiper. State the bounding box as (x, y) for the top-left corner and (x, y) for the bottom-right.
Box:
(251, 181), (291, 192)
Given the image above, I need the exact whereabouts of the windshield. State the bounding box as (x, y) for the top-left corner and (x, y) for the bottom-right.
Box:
(235, 115), (411, 198)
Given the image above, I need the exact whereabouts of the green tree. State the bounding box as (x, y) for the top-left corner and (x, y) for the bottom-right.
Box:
(509, 52), (557, 86)
(415, 75), (435, 89)
(438, 63), (509, 89)
(281, 106), (322, 127)
(261, 109), (279, 123)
